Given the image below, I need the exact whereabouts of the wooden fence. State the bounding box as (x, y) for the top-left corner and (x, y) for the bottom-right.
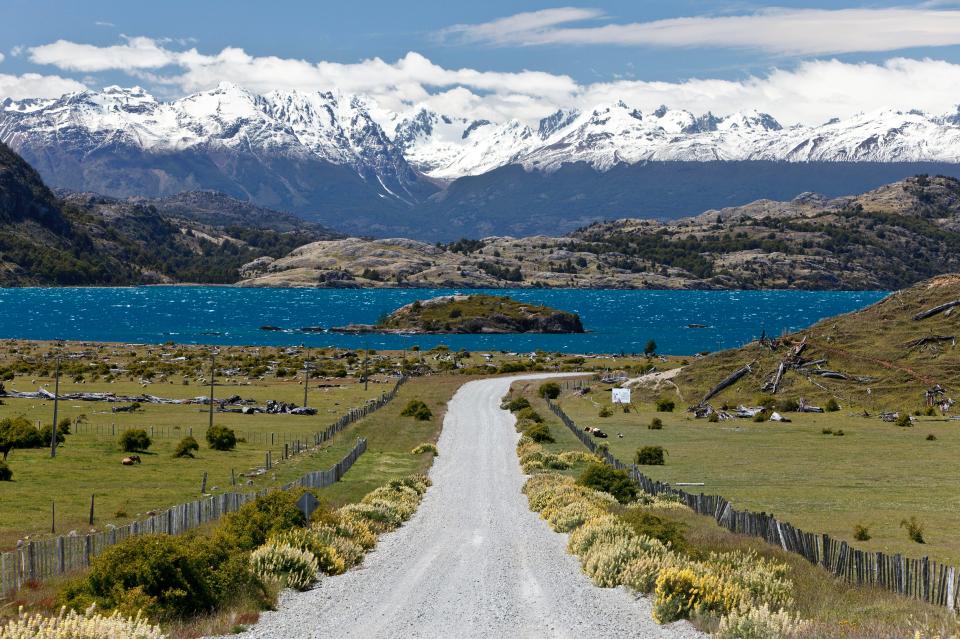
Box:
(0, 437), (367, 596)
(545, 397), (960, 611)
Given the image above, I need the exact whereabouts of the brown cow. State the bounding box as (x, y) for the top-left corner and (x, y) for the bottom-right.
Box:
(121, 455), (142, 465)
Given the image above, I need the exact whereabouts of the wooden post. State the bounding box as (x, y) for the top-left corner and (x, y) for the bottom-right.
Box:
(231, 468), (236, 486)
(200, 471), (208, 494)
(89, 494), (95, 525)
(208, 353), (216, 431)
(50, 357), (60, 458)
(51, 501), (55, 533)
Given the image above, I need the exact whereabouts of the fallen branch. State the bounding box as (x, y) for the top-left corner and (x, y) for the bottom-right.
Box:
(904, 335), (955, 349)
(702, 361), (754, 404)
(913, 300), (960, 321)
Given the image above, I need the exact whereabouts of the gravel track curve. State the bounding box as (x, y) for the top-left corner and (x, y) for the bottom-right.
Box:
(214, 374), (706, 639)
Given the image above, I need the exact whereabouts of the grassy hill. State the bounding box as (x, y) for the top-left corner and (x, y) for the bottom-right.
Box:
(671, 273), (960, 411)
(242, 175), (960, 290)
(0, 142), (332, 285)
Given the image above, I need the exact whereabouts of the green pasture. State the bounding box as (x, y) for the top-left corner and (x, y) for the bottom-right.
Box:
(558, 389), (960, 566)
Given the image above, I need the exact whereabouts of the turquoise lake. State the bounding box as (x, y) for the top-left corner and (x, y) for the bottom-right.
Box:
(0, 288), (888, 355)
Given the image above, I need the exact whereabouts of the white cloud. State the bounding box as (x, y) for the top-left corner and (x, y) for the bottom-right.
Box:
(94, 21), (116, 27)
(29, 36), (178, 72)
(444, 6), (960, 56)
(9, 46), (24, 58)
(18, 36), (960, 127)
(0, 53), (5, 64)
(0, 73), (86, 99)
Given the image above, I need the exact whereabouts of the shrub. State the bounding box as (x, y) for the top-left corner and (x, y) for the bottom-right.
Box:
(503, 397), (531, 412)
(927, 433), (937, 441)
(619, 508), (687, 552)
(58, 533), (254, 621)
(901, 517), (925, 544)
(833, 429), (845, 437)
(576, 463), (637, 504)
(716, 605), (808, 639)
(621, 552), (678, 594)
(598, 406), (613, 418)
(558, 450), (599, 465)
(635, 446), (666, 466)
(0, 415), (43, 459)
(707, 413), (720, 423)
(268, 527), (344, 575)
(567, 515), (635, 556)
(853, 524), (871, 541)
(0, 461), (11, 481)
(515, 407), (543, 423)
(648, 418), (663, 430)
(400, 399), (433, 421)
(219, 490), (306, 551)
(538, 382), (561, 399)
(0, 607), (164, 639)
(525, 422), (555, 443)
(825, 398), (840, 412)
(653, 566), (747, 623)
(581, 535), (669, 587)
(411, 442), (438, 456)
(206, 425), (237, 451)
(174, 436), (199, 458)
(40, 421), (70, 446)
(752, 411), (769, 423)
(118, 429), (151, 453)
(655, 398), (675, 412)
(250, 542), (318, 591)
(896, 413), (913, 428)
(777, 398), (800, 412)
(821, 428), (833, 435)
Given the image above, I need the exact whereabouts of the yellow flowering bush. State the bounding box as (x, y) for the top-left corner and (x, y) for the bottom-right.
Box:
(250, 542), (319, 591)
(0, 606), (164, 639)
(567, 515), (634, 556)
(546, 501), (610, 533)
(653, 566), (748, 623)
(716, 604), (808, 639)
(331, 512), (378, 550)
(621, 552), (681, 594)
(558, 450), (601, 465)
(338, 502), (404, 534)
(411, 443), (438, 456)
(705, 551), (793, 612)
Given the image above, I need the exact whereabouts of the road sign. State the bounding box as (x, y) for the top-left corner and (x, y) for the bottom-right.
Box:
(296, 492), (321, 521)
(612, 388), (631, 404)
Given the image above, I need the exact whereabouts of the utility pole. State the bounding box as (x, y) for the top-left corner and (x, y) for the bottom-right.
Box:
(50, 357), (60, 458)
(208, 353), (216, 431)
(363, 342), (369, 391)
(302, 353), (310, 408)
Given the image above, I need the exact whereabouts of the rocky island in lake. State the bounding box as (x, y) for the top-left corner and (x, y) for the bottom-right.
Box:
(332, 294), (585, 334)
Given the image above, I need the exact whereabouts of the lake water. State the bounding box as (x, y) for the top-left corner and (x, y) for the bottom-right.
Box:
(0, 287), (887, 355)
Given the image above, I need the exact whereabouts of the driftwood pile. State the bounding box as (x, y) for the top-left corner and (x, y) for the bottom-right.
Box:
(913, 299), (960, 321)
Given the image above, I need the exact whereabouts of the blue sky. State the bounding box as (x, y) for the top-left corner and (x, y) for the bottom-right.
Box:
(5, 1), (960, 125)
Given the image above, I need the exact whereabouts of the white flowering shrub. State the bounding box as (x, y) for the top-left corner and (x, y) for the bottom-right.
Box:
(338, 502), (404, 534)
(621, 552), (681, 594)
(558, 450), (601, 465)
(546, 501), (609, 533)
(0, 606), (165, 639)
(581, 535), (671, 587)
(250, 542), (319, 591)
(716, 604), (808, 639)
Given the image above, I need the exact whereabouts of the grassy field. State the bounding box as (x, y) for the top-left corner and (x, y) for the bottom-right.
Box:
(0, 374), (390, 548)
(558, 387), (960, 566)
(511, 383), (958, 638)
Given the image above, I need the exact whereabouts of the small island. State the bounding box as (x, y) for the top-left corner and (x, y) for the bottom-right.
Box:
(332, 295), (585, 334)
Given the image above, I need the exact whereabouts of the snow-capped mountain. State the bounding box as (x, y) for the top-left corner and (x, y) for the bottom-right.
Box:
(6, 84), (960, 239)
(0, 83), (431, 204)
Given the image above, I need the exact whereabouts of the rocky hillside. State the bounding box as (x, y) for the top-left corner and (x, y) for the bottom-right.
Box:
(0, 142), (333, 285)
(239, 175), (960, 290)
(335, 295), (585, 334)
(669, 274), (960, 410)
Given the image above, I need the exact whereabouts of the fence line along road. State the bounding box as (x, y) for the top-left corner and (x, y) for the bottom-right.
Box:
(545, 393), (960, 612)
(0, 376), (407, 596)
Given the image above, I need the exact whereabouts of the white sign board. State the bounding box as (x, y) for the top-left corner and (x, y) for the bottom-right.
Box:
(611, 388), (631, 404)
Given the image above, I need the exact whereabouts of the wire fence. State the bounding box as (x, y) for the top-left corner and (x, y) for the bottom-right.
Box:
(545, 394), (960, 611)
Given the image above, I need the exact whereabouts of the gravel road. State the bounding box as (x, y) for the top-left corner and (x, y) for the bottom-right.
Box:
(216, 374), (706, 639)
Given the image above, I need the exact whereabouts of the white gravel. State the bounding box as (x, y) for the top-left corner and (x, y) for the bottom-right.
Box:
(214, 374), (706, 639)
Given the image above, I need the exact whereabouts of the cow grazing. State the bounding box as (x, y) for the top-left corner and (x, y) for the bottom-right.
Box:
(121, 455), (142, 465)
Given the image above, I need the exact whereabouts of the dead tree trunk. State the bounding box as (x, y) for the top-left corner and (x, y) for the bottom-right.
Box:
(913, 300), (960, 321)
